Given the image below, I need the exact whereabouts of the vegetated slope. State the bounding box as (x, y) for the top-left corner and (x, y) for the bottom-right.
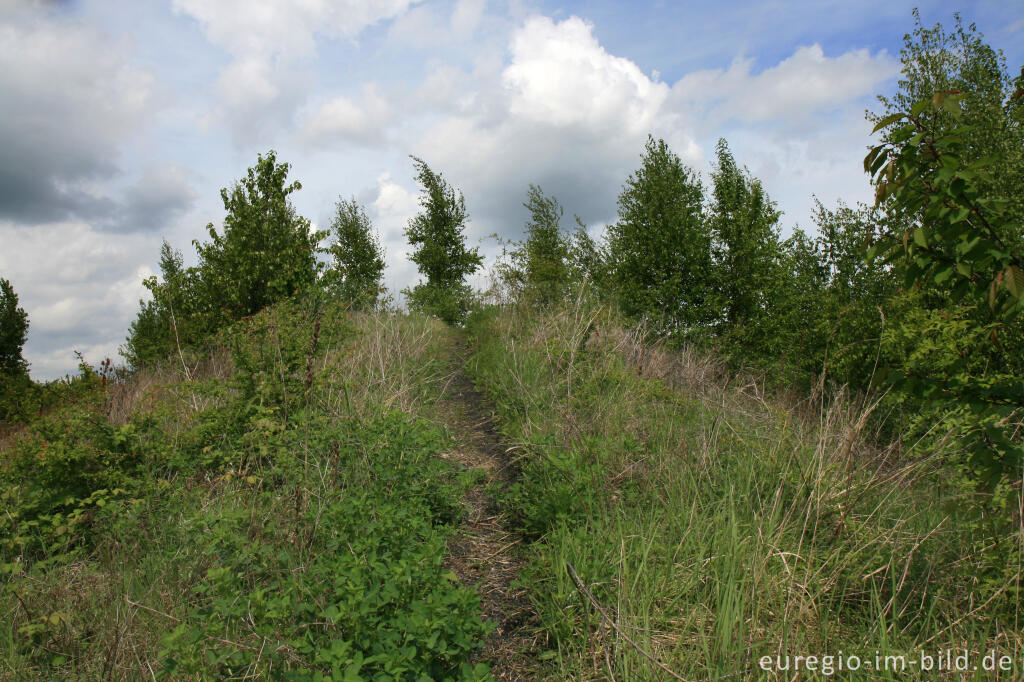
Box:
(1, 302), (494, 680)
(5, 297), (1021, 680)
(466, 299), (1022, 680)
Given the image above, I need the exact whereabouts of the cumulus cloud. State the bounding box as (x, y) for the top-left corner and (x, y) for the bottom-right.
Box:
(407, 14), (897, 247)
(503, 16), (668, 136)
(670, 44), (898, 130)
(389, 0), (486, 47)
(299, 85), (391, 147)
(407, 15), (696, 245)
(0, 10), (155, 225)
(450, 0), (485, 38)
(364, 172), (421, 297)
(173, 0), (418, 142)
(172, 0), (418, 59)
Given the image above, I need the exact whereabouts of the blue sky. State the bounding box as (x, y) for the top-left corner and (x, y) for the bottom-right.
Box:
(1, 0), (1021, 378)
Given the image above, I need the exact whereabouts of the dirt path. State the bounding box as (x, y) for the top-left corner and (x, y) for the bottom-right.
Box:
(440, 334), (536, 680)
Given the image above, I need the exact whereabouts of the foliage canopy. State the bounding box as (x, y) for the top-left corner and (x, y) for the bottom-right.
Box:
(403, 156), (482, 324)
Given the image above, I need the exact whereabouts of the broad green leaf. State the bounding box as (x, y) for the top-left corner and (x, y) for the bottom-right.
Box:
(871, 112), (906, 133)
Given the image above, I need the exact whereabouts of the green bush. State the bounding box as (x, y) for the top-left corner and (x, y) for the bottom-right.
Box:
(2, 408), (139, 558)
(157, 414), (491, 680)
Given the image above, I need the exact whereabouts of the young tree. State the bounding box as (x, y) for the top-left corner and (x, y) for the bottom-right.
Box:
(195, 150), (325, 322)
(767, 229), (829, 378)
(566, 216), (607, 293)
(708, 139), (782, 332)
(325, 198), (386, 309)
(403, 156), (483, 324)
(520, 185), (569, 304)
(0, 277), (29, 376)
(866, 14), (1024, 478)
(872, 11), (1023, 238)
(500, 185), (570, 305)
(606, 136), (712, 332)
(122, 241), (205, 367)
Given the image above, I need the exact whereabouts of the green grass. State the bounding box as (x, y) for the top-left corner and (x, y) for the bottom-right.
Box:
(4, 297), (1021, 680)
(466, 300), (1023, 680)
(1, 302), (493, 680)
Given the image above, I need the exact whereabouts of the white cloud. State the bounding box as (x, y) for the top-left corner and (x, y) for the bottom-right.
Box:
(388, 0), (486, 48)
(401, 12), (899, 269)
(0, 221), (153, 379)
(172, 0), (418, 60)
(503, 16), (668, 135)
(415, 63), (468, 109)
(451, 0), (486, 38)
(662, 43), (897, 229)
(670, 44), (898, 129)
(299, 84), (391, 146)
(366, 172), (420, 297)
(218, 56), (279, 108)
(173, 0), (418, 143)
(407, 15), (696, 246)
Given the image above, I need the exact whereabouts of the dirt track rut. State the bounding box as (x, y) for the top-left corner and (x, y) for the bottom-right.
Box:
(440, 335), (536, 680)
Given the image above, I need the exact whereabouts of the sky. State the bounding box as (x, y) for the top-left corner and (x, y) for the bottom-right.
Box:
(1, 0), (1021, 379)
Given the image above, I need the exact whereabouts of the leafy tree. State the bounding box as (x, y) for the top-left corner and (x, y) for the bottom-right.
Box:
(708, 139), (783, 333)
(325, 197), (386, 309)
(872, 11), (1023, 240)
(499, 185), (570, 305)
(566, 217), (605, 291)
(809, 201), (899, 387)
(195, 150), (325, 323)
(606, 136), (712, 332)
(0, 277), (29, 377)
(866, 15), (1024, 479)
(122, 241), (205, 367)
(124, 152), (323, 367)
(520, 185), (569, 304)
(767, 229), (829, 378)
(403, 156), (483, 324)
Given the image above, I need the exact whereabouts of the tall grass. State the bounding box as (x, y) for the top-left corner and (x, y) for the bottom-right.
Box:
(0, 304), (489, 680)
(467, 299), (1023, 680)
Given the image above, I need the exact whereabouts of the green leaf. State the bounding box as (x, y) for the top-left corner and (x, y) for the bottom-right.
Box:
(934, 266), (953, 284)
(1004, 265), (1024, 299)
(910, 98), (931, 117)
(871, 112), (906, 133)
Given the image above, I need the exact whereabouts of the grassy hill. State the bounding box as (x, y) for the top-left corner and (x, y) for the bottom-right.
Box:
(1, 298), (1021, 679)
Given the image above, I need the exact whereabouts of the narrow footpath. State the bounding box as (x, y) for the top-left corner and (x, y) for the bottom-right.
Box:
(440, 334), (536, 680)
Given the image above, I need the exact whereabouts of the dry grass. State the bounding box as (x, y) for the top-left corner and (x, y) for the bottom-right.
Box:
(319, 311), (452, 421)
(469, 300), (1024, 680)
(104, 349), (233, 425)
